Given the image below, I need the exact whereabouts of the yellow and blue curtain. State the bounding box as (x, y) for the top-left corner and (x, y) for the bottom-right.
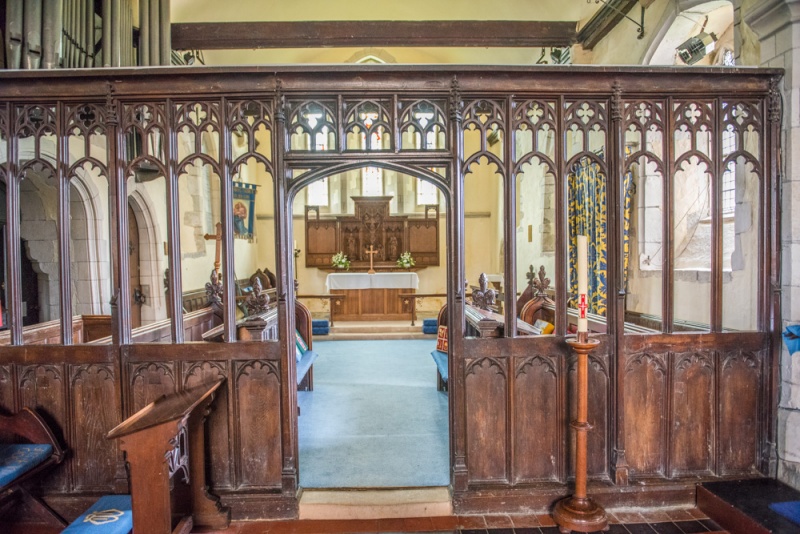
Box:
(567, 154), (634, 317)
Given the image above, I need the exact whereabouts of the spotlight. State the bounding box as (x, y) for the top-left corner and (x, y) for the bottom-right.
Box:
(676, 16), (717, 65)
(677, 31), (717, 65)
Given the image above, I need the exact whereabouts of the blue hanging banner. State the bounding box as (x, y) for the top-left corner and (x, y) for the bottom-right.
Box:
(784, 325), (800, 356)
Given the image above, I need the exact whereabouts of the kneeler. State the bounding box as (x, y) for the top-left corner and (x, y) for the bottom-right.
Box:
(0, 407), (67, 526)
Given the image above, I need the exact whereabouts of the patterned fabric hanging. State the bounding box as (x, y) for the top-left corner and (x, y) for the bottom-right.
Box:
(568, 155), (607, 316)
(567, 154), (635, 317)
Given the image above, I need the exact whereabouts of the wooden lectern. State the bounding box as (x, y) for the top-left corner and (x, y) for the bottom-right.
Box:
(107, 379), (230, 534)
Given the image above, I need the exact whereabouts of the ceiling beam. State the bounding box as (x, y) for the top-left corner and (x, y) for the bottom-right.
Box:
(577, 0), (641, 50)
(171, 20), (578, 50)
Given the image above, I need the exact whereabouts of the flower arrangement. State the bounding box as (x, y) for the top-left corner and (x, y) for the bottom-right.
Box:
(331, 251), (351, 270)
(396, 251), (415, 269)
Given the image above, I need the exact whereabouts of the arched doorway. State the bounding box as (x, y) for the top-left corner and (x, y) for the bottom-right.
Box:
(287, 161), (453, 490)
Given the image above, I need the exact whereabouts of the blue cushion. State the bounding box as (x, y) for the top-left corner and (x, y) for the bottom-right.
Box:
(297, 350), (319, 385)
(422, 318), (438, 326)
(312, 320), (330, 335)
(63, 494), (132, 534)
(422, 325), (438, 334)
(431, 350), (448, 383)
(0, 443), (53, 487)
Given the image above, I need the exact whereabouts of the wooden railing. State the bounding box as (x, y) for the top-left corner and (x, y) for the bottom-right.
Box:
(296, 294), (347, 327)
(398, 293), (447, 326)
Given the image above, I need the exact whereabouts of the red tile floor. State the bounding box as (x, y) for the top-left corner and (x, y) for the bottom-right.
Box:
(12, 508), (729, 534)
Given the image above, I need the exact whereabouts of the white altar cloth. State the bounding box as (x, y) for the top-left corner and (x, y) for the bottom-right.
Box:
(326, 272), (419, 291)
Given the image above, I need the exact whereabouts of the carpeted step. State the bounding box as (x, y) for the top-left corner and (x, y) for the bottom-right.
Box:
(697, 478), (800, 534)
(326, 332), (435, 340)
(299, 487), (452, 520)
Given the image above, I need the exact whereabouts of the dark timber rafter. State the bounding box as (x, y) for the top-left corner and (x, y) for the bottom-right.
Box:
(171, 20), (579, 50)
(578, 0), (645, 50)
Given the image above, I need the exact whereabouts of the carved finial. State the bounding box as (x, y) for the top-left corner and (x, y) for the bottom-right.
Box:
(449, 76), (462, 123)
(532, 265), (550, 297)
(768, 76), (782, 123)
(275, 78), (286, 123)
(471, 273), (497, 311)
(611, 81), (623, 121)
(244, 277), (270, 316)
(205, 269), (223, 306)
(105, 82), (118, 126)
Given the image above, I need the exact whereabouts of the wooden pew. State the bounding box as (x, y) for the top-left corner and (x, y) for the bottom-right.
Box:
(0, 315), (113, 345)
(202, 300), (318, 390)
(106, 379), (230, 534)
(89, 308), (220, 344)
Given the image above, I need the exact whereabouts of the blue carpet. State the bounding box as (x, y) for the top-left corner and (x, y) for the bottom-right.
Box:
(298, 339), (449, 488)
(770, 502), (800, 526)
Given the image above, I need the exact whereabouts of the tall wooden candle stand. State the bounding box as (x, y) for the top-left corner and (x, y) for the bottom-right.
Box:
(553, 333), (608, 533)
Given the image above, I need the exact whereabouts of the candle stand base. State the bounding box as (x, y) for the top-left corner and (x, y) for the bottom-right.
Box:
(553, 495), (608, 533)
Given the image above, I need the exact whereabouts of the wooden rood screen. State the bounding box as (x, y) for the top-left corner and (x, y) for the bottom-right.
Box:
(0, 65), (783, 518)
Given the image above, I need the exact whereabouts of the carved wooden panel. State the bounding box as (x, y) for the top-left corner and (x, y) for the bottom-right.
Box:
(398, 99), (448, 151)
(69, 364), (119, 492)
(234, 360), (282, 489)
(513, 355), (562, 483)
(18, 364), (68, 491)
(718, 350), (761, 475)
(670, 351), (714, 476)
(0, 365), (14, 412)
(568, 354), (609, 478)
(306, 196), (440, 269)
(306, 217), (338, 267)
(184, 361), (232, 489)
(129, 362), (177, 413)
(465, 357), (508, 483)
(408, 215), (439, 266)
(624, 353), (667, 477)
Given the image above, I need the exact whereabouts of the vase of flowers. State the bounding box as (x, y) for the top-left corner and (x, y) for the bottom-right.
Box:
(396, 251), (415, 270)
(331, 251), (351, 270)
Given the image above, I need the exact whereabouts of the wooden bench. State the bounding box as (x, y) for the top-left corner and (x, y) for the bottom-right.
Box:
(106, 379), (230, 534)
(0, 407), (67, 527)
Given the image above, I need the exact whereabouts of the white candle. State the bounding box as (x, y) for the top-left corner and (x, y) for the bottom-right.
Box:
(294, 240), (297, 250)
(577, 235), (588, 333)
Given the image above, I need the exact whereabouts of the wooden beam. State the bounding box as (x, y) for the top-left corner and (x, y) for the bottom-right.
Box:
(170, 20), (578, 50)
(577, 0), (640, 50)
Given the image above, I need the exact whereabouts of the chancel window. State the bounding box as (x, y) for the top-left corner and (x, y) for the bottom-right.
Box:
(362, 167), (383, 196)
(416, 179), (438, 205)
(307, 178), (329, 206)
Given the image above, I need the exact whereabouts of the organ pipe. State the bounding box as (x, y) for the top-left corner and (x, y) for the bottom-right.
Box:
(4, 0), (160, 69)
(149, 0), (159, 66)
(5, 0), (23, 68)
(23, 0), (43, 69)
(102, 0), (111, 66)
(159, 0), (170, 66)
(41, 0), (62, 69)
(139, 0), (149, 66)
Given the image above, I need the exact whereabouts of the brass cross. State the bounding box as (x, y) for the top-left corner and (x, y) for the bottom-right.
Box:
(365, 245), (378, 274)
(203, 222), (223, 275)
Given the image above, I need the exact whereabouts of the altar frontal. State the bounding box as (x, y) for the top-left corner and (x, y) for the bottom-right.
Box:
(326, 272), (419, 321)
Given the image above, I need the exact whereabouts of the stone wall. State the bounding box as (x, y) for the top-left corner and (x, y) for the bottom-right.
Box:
(746, 0), (800, 488)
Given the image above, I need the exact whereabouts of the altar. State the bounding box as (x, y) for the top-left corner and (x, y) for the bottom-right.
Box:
(326, 272), (419, 321)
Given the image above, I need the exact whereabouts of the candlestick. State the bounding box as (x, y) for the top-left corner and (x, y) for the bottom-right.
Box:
(553, 336), (606, 533)
(577, 235), (588, 335)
